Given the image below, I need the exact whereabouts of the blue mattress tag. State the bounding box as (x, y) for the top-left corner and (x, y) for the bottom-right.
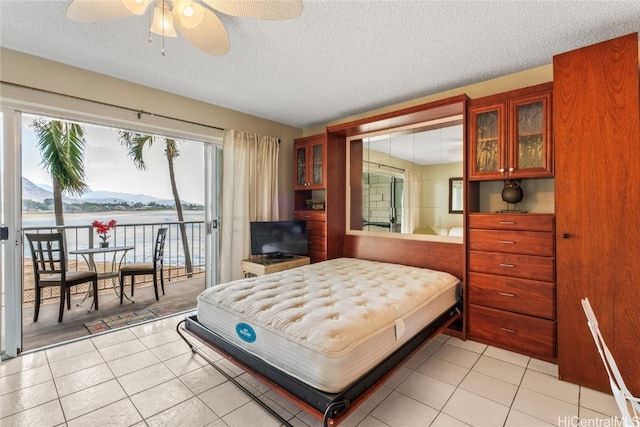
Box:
(235, 323), (257, 343)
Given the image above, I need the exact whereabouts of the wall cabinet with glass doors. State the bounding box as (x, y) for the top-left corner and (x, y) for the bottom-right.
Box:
(294, 134), (326, 189)
(469, 83), (553, 181)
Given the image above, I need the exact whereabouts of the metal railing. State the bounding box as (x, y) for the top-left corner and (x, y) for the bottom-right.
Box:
(22, 221), (206, 306)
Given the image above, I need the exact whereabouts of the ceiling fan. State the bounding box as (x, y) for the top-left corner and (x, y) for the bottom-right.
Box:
(66, 0), (303, 56)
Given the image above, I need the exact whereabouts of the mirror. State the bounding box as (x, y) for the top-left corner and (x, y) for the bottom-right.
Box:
(449, 177), (463, 214)
(347, 115), (464, 240)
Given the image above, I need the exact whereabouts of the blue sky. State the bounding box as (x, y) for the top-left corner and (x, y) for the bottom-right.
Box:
(21, 114), (206, 204)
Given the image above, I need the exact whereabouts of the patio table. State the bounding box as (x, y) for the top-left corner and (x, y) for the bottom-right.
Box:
(69, 245), (135, 310)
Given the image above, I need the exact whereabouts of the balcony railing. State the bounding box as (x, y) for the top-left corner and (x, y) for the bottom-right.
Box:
(22, 221), (206, 306)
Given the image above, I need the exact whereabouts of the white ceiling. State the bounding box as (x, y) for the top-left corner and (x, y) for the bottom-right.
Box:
(1, 1), (639, 130)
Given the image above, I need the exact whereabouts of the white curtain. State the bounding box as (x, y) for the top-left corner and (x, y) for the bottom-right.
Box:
(401, 170), (420, 234)
(219, 129), (280, 283)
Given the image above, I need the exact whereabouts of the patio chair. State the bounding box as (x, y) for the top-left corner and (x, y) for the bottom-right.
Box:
(119, 228), (167, 303)
(26, 232), (99, 323)
(582, 298), (640, 427)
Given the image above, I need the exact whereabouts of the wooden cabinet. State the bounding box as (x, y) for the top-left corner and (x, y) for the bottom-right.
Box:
(294, 134), (326, 189)
(294, 210), (326, 263)
(467, 213), (556, 361)
(468, 83), (553, 181)
(553, 33), (640, 395)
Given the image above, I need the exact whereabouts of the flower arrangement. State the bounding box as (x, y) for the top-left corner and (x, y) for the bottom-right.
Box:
(92, 219), (117, 247)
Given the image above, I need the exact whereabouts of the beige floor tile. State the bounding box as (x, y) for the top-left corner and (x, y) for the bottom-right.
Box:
(333, 408), (367, 427)
(527, 358), (558, 377)
(432, 343), (481, 369)
(579, 387), (621, 418)
(146, 396), (218, 427)
(511, 387), (578, 425)
(472, 355), (526, 385)
(98, 338), (147, 362)
(212, 358), (245, 378)
(0, 352), (49, 377)
(54, 363), (114, 397)
(59, 378), (127, 420)
(0, 399), (65, 427)
(118, 362), (176, 396)
(355, 415), (392, 427)
(459, 370), (518, 407)
(45, 339), (96, 364)
(416, 356), (470, 386)
(180, 364), (227, 395)
(484, 346), (530, 368)
(66, 398), (142, 427)
(222, 400), (287, 427)
(579, 407), (625, 425)
(49, 350), (105, 378)
(396, 371), (456, 410)
(164, 352), (210, 377)
(129, 319), (174, 338)
(358, 385), (393, 414)
(91, 328), (138, 350)
(199, 381), (252, 417)
(130, 377), (194, 419)
(0, 380), (59, 418)
(107, 349), (160, 377)
(262, 389), (303, 418)
(380, 366), (412, 389)
(520, 369), (579, 405)
(442, 388), (510, 427)
(0, 364), (52, 395)
(430, 412), (471, 426)
(370, 391), (439, 427)
(445, 337), (488, 354)
(149, 339), (192, 361)
(504, 409), (555, 426)
(139, 328), (182, 349)
(402, 339), (444, 370)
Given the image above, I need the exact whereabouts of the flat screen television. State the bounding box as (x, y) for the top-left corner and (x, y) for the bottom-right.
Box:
(250, 220), (307, 258)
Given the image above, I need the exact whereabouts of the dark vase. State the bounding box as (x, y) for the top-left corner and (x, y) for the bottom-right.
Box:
(99, 241), (109, 248)
(502, 180), (524, 204)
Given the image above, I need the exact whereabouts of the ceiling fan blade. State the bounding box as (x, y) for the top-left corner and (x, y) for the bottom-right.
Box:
(202, 0), (303, 20)
(66, 0), (134, 22)
(175, 7), (230, 55)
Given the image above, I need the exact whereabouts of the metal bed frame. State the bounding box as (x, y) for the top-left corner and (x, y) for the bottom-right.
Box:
(177, 304), (461, 426)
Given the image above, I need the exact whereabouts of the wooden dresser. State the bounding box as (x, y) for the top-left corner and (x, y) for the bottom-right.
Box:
(467, 213), (556, 361)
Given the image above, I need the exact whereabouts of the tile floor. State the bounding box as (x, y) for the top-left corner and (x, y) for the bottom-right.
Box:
(1, 312), (623, 427)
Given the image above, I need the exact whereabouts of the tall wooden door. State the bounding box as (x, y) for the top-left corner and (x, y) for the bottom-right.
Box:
(554, 33), (640, 395)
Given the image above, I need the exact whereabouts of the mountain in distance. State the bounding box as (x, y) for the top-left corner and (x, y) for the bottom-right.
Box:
(22, 177), (191, 206)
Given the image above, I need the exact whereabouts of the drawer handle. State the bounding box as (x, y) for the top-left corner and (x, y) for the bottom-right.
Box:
(500, 263), (515, 268)
(304, 215), (311, 219)
(499, 292), (516, 297)
(499, 221), (515, 225)
(500, 327), (516, 333)
(499, 240), (515, 244)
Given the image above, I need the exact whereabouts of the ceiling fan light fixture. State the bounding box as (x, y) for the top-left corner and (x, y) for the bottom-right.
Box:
(150, 1), (178, 37)
(121, 0), (152, 15)
(172, 0), (205, 29)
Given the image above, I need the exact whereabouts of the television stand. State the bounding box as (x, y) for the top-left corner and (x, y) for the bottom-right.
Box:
(241, 255), (310, 277)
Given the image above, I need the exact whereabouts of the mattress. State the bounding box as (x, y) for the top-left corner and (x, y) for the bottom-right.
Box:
(197, 257), (460, 393)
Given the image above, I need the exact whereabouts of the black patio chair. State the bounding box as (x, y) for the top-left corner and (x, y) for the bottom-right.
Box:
(119, 228), (167, 303)
(26, 232), (99, 322)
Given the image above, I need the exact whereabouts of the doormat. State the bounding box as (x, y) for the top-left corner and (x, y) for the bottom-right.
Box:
(84, 307), (172, 334)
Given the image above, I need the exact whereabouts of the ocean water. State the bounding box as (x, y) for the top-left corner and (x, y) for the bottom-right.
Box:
(22, 210), (207, 266)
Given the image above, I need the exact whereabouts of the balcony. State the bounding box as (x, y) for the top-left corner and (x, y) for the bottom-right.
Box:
(21, 220), (207, 352)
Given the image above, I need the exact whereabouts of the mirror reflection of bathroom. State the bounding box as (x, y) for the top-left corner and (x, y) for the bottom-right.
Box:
(349, 115), (464, 239)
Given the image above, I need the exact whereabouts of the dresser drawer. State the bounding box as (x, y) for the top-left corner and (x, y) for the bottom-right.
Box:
(468, 229), (554, 256)
(295, 210), (326, 222)
(307, 235), (326, 252)
(468, 251), (554, 282)
(468, 214), (554, 232)
(469, 305), (555, 359)
(305, 220), (326, 237)
(468, 272), (555, 319)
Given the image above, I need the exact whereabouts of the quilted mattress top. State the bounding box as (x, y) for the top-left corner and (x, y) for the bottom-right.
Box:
(198, 257), (460, 356)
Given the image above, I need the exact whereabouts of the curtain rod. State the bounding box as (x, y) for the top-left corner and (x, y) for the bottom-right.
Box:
(1, 81), (225, 132)
(363, 160), (405, 172)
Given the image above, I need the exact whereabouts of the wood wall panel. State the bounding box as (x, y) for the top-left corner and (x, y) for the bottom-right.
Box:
(343, 235), (464, 279)
(554, 33), (640, 394)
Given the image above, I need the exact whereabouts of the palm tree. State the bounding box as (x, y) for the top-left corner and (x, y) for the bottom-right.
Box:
(31, 119), (89, 227)
(118, 131), (194, 277)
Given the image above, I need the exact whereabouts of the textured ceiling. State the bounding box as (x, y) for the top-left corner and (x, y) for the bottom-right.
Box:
(1, 1), (639, 129)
